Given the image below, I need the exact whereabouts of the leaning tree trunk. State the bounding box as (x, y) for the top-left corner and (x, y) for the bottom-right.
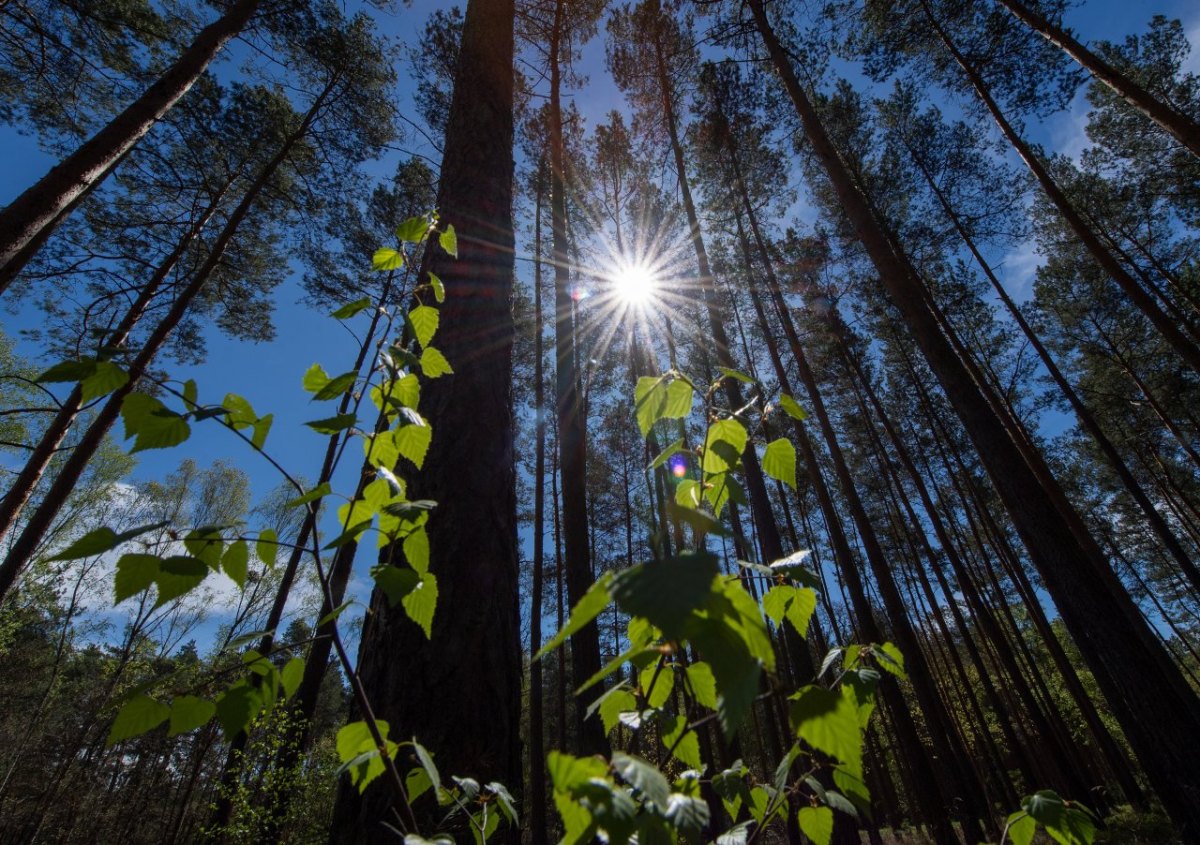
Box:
(994, 0), (1200, 158)
(328, 0), (520, 837)
(0, 80), (331, 602)
(0, 0), (263, 292)
(747, 0), (1200, 834)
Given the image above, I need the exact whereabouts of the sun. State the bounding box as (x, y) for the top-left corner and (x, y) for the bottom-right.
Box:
(612, 262), (657, 306)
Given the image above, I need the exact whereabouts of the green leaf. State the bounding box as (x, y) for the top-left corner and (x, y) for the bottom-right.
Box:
(612, 553), (719, 641)
(114, 553), (159, 604)
(639, 662), (674, 709)
(337, 720), (397, 793)
(488, 781), (518, 825)
(428, 272), (445, 303)
(121, 392), (189, 452)
(662, 715), (702, 770)
(38, 359), (96, 383)
(831, 766), (872, 819)
(547, 751), (608, 794)
(420, 347), (453, 378)
(108, 695), (169, 744)
(373, 247), (405, 271)
(875, 642), (906, 679)
(762, 438), (797, 489)
(598, 689), (637, 735)
(717, 366), (755, 383)
(674, 479), (701, 508)
(409, 305), (439, 348)
(685, 661), (718, 710)
(256, 529), (278, 568)
(797, 806), (833, 845)
(778, 394), (808, 421)
(438, 225), (458, 258)
(286, 482), (331, 509)
(332, 297), (373, 319)
(763, 585), (817, 639)
(169, 696), (215, 736)
(402, 528), (430, 574)
(313, 371), (356, 401)
(1006, 814), (1036, 845)
(280, 657), (304, 699)
(537, 572), (613, 659)
(374, 565), (420, 606)
(702, 419), (748, 474)
(412, 739), (442, 794)
(215, 684), (263, 739)
(154, 556), (209, 607)
(611, 752), (671, 811)
(789, 686), (862, 776)
(666, 793), (710, 833)
(302, 363), (330, 393)
(396, 216), (429, 243)
(394, 421), (432, 469)
(221, 539), (249, 588)
(649, 438), (686, 470)
(402, 572), (438, 638)
(81, 361), (129, 402)
(51, 522), (166, 562)
(304, 413), (356, 434)
(634, 376), (693, 437)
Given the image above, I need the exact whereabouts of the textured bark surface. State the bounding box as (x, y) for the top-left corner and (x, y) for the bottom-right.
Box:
(329, 0), (520, 838)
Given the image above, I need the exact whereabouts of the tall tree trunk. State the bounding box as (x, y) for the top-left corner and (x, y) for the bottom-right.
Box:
(547, 0), (608, 759)
(904, 143), (1200, 598)
(529, 163), (549, 845)
(329, 0), (520, 835)
(0, 0), (263, 292)
(748, 0), (1200, 832)
(994, 0), (1200, 158)
(732, 217), (959, 843)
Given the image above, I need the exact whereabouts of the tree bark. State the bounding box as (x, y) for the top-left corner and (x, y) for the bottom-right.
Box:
(329, 0), (520, 836)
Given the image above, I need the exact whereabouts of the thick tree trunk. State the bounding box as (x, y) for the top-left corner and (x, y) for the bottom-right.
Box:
(329, 0), (520, 837)
(0, 0), (263, 292)
(749, 1), (1200, 834)
(994, 0), (1200, 158)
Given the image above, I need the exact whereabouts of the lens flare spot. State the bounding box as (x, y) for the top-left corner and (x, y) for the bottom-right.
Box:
(669, 454), (688, 478)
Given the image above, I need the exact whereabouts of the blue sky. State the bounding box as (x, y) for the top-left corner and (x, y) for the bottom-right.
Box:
(2, 0), (1198, 641)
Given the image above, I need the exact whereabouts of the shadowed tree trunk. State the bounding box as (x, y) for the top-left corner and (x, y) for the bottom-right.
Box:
(329, 0), (520, 837)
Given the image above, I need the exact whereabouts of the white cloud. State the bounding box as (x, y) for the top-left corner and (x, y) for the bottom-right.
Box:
(996, 240), (1045, 303)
